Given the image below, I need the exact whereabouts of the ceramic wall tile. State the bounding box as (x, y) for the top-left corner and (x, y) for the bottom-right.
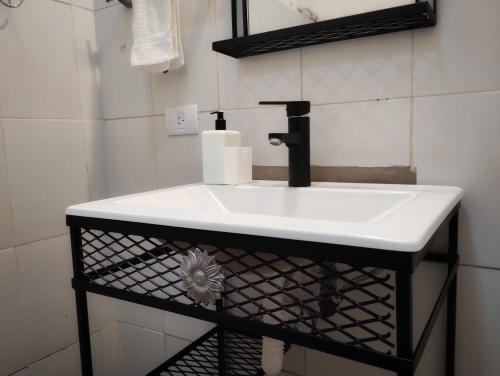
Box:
(105, 117), (157, 196)
(119, 323), (166, 376)
(311, 99), (411, 166)
(72, 5), (102, 119)
(0, 123), (14, 250)
(303, 32), (412, 105)
(28, 343), (81, 376)
(0, 248), (28, 376)
(413, 261), (447, 376)
(83, 120), (109, 200)
(223, 99), (410, 169)
(94, 0), (118, 11)
(154, 114), (210, 189)
(3, 119), (88, 245)
(214, 0), (300, 110)
(414, 0), (500, 96)
(151, 0), (218, 113)
(91, 324), (121, 376)
(0, 0), (81, 118)
(95, 5), (152, 119)
(213, 0), (232, 40)
(414, 92), (500, 269)
(163, 311), (215, 341)
(455, 266), (500, 376)
(164, 335), (190, 360)
(223, 108), (289, 167)
(119, 300), (163, 332)
(88, 293), (118, 335)
(283, 345), (305, 375)
(73, 0), (95, 10)
(16, 236), (78, 363)
(217, 49), (301, 110)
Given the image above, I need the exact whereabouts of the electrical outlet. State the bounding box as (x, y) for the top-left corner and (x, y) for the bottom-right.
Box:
(165, 105), (199, 136)
(176, 111), (185, 130)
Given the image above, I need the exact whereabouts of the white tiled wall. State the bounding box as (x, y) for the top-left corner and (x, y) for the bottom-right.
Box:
(1, 0), (499, 374)
(0, 1), (116, 375)
(3, 120), (89, 245)
(151, 0), (219, 113)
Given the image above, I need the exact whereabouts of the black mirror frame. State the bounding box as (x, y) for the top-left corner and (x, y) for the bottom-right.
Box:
(213, 0), (436, 59)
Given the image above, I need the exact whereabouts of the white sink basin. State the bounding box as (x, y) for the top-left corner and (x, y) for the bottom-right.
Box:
(66, 181), (463, 252)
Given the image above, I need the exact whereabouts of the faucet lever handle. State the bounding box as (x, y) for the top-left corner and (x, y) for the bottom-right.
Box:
(259, 101), (310, 117)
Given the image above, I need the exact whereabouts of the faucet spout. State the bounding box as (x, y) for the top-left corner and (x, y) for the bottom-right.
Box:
(260, 101), (311, 187)
(268, 132), (301, 147)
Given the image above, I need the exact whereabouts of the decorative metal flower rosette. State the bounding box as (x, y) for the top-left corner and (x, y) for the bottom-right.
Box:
(180, 248), (225, 306)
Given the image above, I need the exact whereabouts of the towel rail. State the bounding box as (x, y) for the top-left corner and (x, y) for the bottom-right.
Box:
(105, 0), (132, 8)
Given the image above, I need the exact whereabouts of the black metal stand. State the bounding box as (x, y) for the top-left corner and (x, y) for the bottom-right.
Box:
(68, 206), (459, 376)
(446, 213), (459, 376)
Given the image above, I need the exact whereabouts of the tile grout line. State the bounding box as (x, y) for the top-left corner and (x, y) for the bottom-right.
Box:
(146, 63), (160, 189)
(460, 263), (500, 272)
(14, 322), (119, 374)
(118, 319), (194, 342)
(151, 109), (160, 190)
(212, 0), (223, 111)
(97, 87), (500, 121)
(11, 236), (28, 376)
(68, 3), (95, 202)
(12, 232), (70, 249)
(0, 122), (17, 247)
(409, 30), (415, 168)
(68, 1), (85, 121)
(0, 117), (104, 122)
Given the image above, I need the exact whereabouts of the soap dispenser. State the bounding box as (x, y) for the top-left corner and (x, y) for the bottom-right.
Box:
(202, 112), (252, 185)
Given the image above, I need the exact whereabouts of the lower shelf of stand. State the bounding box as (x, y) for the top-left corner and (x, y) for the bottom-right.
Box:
(148, 327), (287, 376)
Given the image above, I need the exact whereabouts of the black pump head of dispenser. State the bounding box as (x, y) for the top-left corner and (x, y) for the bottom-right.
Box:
(210, 111), (226, 130)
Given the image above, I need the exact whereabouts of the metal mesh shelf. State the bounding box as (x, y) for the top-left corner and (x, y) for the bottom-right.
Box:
(78, 227), (395, 354)
(149, 328), (270, 376)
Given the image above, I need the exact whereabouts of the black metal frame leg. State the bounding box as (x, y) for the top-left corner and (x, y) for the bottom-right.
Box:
(70, 227), (93, 376)
(446, 213), (459, 376)
(75, 290), (93, 376)
(217, 300), (226, 376)
(396, 271), (414, 376)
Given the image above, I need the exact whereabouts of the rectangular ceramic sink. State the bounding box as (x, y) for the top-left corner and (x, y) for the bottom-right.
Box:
(66, 181), (463, 252)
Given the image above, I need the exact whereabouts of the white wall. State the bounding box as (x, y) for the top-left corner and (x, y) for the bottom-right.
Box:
(85, 0), (500, 374)
(0, 1), (118, 375)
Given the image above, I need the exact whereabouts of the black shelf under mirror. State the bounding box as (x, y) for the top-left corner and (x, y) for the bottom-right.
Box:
(213, 1), (436, 59)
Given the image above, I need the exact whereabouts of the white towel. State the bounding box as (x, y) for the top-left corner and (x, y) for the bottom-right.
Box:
(131, 0), (184, 73)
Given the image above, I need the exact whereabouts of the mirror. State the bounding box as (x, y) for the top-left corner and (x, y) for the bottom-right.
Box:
(214, 0), (436, 58)
(247, 0), (416, 35)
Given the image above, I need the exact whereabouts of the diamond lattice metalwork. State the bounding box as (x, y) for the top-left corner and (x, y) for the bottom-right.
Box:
(79, 227), (396, 354)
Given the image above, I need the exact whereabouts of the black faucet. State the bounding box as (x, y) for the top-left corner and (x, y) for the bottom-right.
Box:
(259, 101), (311, 187)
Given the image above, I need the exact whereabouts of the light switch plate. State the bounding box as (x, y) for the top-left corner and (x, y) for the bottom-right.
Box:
(165, 105), (199, 136)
